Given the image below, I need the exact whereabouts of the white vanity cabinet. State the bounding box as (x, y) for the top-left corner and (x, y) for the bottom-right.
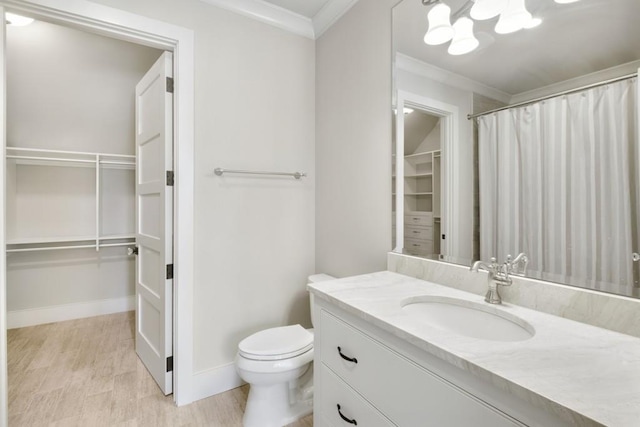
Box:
(314, 309), (523, 426)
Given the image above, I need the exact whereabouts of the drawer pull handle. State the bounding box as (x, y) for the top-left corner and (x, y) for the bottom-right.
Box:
(337, 404), (358, 425)
(337, 346), (358, 364)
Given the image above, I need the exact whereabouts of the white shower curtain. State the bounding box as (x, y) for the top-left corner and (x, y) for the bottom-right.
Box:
(478, 78), (638, 294)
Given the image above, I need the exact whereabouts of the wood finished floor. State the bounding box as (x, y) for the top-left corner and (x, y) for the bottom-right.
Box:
(8, 311), (313, 427)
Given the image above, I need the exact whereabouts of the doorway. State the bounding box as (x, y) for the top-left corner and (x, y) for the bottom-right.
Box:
(394, 90), (459, 260)
(0, 2), (195, 424)
(5, 13), (174, 395)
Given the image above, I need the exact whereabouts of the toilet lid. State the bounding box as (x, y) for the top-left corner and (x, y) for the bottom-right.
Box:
(238, 325), (313, 361)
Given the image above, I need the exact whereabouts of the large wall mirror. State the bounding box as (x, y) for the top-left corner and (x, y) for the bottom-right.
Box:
(392, 0), (640, 298)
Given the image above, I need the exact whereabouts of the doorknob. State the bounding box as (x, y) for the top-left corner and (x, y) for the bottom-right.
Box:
(127, 246), (139, 256)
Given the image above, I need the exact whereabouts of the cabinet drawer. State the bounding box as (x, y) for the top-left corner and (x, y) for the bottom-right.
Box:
(404, 238), (433, 254)
(405, 213), (433, 226)
(320, 311), (523, 427)
(405, 226), (432, 240)
(318, 366), (394, 427)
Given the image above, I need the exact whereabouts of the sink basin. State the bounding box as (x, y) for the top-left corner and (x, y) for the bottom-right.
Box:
(401, 296), (535, 342)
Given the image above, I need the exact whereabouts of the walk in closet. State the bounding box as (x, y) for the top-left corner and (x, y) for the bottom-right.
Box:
(393, 109), (442, 257)
(5, 18), (162, 328)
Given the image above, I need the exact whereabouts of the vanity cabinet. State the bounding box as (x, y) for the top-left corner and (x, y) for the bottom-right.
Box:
(315, 309), (522, 427)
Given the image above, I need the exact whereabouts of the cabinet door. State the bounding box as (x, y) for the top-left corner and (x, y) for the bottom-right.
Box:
(318, 366), (396, 427)
(321, 311), (525, 427)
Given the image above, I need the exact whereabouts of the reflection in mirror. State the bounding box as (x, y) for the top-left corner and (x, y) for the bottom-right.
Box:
(392, 0), (640, 298)
(394, 108), (442, 258)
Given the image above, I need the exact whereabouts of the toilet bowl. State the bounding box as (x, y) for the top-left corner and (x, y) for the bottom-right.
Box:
(235, 274), (335, 427)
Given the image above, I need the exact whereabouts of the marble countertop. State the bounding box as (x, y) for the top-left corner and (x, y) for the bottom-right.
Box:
(308, 271), (640, 427)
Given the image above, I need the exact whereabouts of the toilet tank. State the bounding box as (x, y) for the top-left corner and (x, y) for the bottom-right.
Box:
(308, 274), (335, 327)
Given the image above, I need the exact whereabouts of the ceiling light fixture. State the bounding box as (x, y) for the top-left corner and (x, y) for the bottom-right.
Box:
(448, 17), (479, 55)
(470, 0), (508, 20)
(6, 12), (34, 26)
(422, 0), (577, 56)
(393, 107), (415, 115)
(424, 3), (455, 45)
(495, 0), (532, 34)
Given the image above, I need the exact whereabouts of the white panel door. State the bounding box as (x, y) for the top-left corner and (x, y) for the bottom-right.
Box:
(135, 51), (174, 395)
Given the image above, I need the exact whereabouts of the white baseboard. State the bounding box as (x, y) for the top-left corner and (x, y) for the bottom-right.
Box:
(7, 296), (135, 329)
(192, 362), (244, 402)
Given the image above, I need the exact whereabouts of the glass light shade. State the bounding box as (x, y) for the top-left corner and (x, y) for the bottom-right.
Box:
(523, 17), (542, 29)
(495, 0), (532, 34)
(555, 0), (580, 3)
(448, 17), (479, 56)
(6, 13), (34, 26)
(470, 0), (509, 20)
(424, 3), (455, 45)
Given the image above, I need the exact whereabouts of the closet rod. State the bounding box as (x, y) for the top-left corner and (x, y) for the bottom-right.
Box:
(7, 241), (135, 253)
(468, 72), (637, 120)
(100, 160), (135, 166)
(6, 155), (135, 166)
(6, 146), (135, 159)
(100, 242), (136, 249)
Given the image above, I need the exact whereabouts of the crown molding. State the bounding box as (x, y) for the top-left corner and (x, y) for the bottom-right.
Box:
(200, 0), (314, 38)
(313, 0), (360, 38)
(395, 53), (512, 104)
(199, 0), (360, 40)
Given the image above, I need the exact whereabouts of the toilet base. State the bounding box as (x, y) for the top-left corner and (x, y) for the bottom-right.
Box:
(242, 365), (313, 427)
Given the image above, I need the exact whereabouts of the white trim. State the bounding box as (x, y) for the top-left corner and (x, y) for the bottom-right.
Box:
(199, 0), (314, 39)
(395, 90), (459, 258)
(0, 0), (196, 412)
(394, 94), (405, 253)
(0, 7), (7, 427)
(197, 0), (360, 40)
(192, 363), (244, 402)
(312, 0), (360, 38)
(396, 53), (511, 104)
(7, 296), (135, 329)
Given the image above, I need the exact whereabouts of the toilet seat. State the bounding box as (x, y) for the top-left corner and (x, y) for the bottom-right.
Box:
(239, 324), (313, 361)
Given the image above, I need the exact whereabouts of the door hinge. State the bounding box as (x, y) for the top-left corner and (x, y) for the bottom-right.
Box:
(166, 77), (174, 93)
(442, 234), (446, 240)
(166, 356), (173, 372)
(166, 171), (174, 186)
(166, 264), (174, 280)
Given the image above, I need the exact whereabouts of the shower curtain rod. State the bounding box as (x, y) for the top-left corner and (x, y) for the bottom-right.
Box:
(467, 72), (637, 120)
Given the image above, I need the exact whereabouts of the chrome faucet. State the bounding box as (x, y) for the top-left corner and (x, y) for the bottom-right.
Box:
(470, 253), (528, 304)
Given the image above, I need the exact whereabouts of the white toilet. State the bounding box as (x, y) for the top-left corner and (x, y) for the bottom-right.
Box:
(235, 274), (335, 427)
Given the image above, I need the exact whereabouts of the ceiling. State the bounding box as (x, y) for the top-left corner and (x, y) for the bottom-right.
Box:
(405, 110), (439, 154)
(393, 0), (640, 97)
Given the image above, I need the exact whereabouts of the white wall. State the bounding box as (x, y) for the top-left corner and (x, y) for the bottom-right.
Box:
(397, 68), (474, 261)
(415, 120), (441, 154)
(90, 0), (316, 382)
(315, 0), (397, 278)
(7, 20), (161, 154)
(5, 20), (161, 322)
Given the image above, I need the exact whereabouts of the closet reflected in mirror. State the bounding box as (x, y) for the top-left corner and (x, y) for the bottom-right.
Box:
(393, 108), (442, 258)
